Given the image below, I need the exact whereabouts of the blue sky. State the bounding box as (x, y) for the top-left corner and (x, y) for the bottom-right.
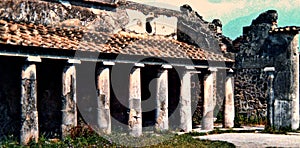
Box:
(131, 0), (300, 40)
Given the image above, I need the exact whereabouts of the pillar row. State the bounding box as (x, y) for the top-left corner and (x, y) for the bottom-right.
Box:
(179, 71), (192, 132)
(224, 69), (235, 128)
(97, 67), (111, 134)
(202, 68), (217, 130)
(61, 64), (77, 138)
(128, 67), (142, 137)
(20, 60), (39, 145)
(155, 69), (169, 131)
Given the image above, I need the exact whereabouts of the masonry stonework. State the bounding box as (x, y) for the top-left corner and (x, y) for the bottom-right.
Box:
(21, 63), (39, 144)
(234, 10), (300, 129)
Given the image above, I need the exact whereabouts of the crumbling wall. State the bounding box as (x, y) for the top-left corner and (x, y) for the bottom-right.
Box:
(234, 10), (299, 126)
(234, 68), (268, 123)
(0, 0), (223, 54)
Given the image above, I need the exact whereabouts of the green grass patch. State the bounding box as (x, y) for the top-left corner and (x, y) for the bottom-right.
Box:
(188, 128), (257, 137)
(0, 130), (235, 147)
(262, 125), (300, 134)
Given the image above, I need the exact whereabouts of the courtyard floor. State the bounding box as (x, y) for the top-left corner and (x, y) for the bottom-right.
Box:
(190, 125), (300, 148)
(196, 132), (300, 147)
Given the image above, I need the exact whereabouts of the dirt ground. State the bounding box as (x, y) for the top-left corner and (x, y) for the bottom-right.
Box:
(196, 133), (300, 148)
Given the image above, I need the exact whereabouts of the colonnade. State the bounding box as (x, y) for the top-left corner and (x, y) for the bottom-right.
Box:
(20, 58), (235, 144)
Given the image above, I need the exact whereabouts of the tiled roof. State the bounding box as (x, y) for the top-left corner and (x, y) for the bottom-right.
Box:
(269, 26), (300, 34)
(0, 20), (233, 62)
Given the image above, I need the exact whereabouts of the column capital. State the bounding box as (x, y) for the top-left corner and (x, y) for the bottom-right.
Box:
(208, 67), (218, 72)
(67, 59), (81, 64)
(162, 64), (172, 69)
(226, 69), (234, 77)
(102, 61), (115, 66)
(227, 69), (234, 73)
(180, 66), (201, 75)
(134, 63), (145, 68)
(26, 56), (41, 62)
(264, 67), (275, 72)
(156, 68), (168, 76)
(185, 66), (195, 70)
(264, 67), (275, 79)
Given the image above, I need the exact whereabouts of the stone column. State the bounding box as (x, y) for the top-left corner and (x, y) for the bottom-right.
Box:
(179, 70), (192, 132)
(202, 68), (217, 130)
(61, 60), (79, 138)
(264, 67), (275, 128)
(291, 34), (299, 130)
(97, 66), (111, 134)
(20, 56), (41, 145)
(128, 65), (143, 137)
(224, 69), (234, 128)
(155, 66), (170, 131)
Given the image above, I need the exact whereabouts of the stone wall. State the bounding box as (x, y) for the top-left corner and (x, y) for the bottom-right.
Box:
(234, 68), (268, 123)
(234, 10), (299, 127)
(0, 0), (222, 54)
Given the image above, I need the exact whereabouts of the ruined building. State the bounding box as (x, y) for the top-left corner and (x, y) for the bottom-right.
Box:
(0, 0), (298, 145)
(233, 10), (300, 130)
(0, 0), (234, 144)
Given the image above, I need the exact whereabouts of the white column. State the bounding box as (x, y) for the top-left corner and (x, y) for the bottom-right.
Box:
(224, 69), (234, 128)
(128, 66), (142, 137)
(291, 34), (299, 130)
(20, 57), (41, 145)
(61, 62), (77, 138)
(264, 67), (275, 128)
(155, 68), (169, 131)
(97, 66), (111, 134)
(202, 68), (217, 130)
(179, 71), (192, 132)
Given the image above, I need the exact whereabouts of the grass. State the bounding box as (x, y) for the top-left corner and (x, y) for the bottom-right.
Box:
(0, 126), (235, 147)
(0, 134), (235, 148)
(262, 125), (300, 135)
(234, 113), (267, 128)
(188, 128), (257, 137)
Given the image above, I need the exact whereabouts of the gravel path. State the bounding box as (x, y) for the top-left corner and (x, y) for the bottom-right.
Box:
(196, 133), (300, 148)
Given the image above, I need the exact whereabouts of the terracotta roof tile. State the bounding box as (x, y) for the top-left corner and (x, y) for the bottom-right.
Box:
(269, 26), (300, 34)
(0, 20), (233, 62)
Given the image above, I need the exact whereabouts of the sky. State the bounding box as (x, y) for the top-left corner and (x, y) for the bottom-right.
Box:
(130, 0), (300, 40)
